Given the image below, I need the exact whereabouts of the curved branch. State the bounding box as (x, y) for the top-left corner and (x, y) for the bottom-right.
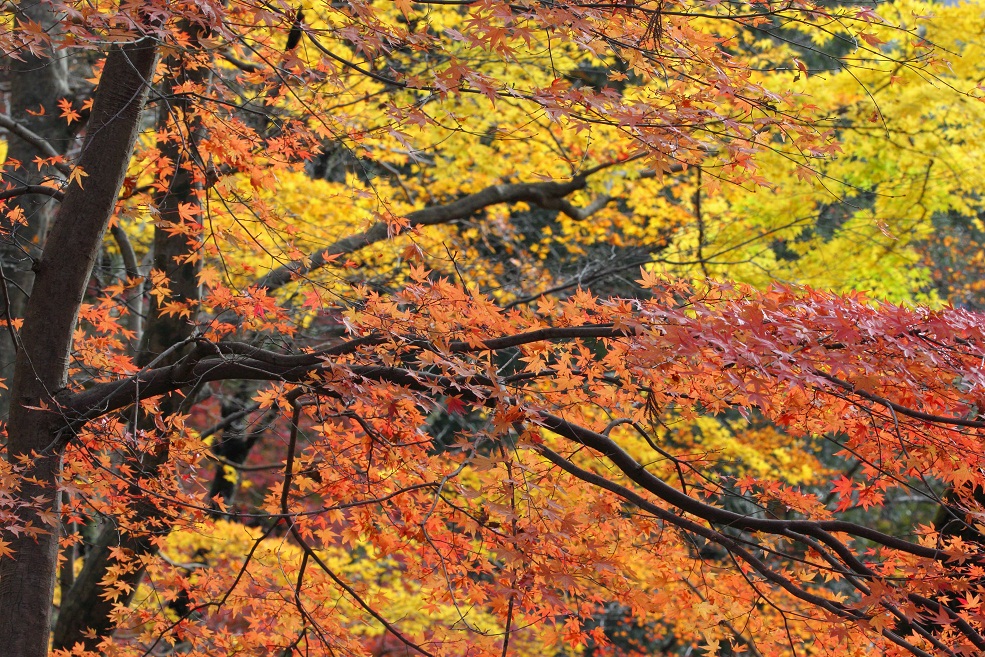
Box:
(815, 370), (985, 428)
(532, 444), (940, 657)
(535, 412), (945, 561)
(58, 341), (958, 569)
(221, 50), (261, 73)
(0, 184), (64, 202)
(0, 113), (70, 173)
(110, 223), (140, 280)
(256, 177), (595, 290)
(61, 326), (638, 419)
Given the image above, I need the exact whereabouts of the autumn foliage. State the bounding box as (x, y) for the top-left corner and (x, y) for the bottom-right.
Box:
(2, 1), (985, 657)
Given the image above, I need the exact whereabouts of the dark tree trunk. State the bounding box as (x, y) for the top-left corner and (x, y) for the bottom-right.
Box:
(52, 27), (211, 651)
(0, 1), (75, 416)
(0, 36), (158, 657)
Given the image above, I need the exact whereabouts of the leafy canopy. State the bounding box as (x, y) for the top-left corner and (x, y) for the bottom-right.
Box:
(1, 1), (985, 657)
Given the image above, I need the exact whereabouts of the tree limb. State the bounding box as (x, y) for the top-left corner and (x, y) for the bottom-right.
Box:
(256, 177), (599, 290)
(0, 184), (64, 202)
(52, 336), (967, 567)
(109, 223), (140, 280)
(0, 113), (71, 175)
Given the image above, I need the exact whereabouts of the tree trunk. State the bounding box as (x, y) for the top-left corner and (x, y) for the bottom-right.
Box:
(0, 0), (75, 415)
(0, 36), (158, 657)
(52, 28), (211, 651)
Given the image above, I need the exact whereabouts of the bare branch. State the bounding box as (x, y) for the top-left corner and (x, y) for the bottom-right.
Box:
(0, 113), (71, 175)
(221, 51), (261, 73)
(0, 184), (64, 202)
(541, 193), (614, 221)
(256, 177), (598, 290)
(109, 223), (140, 281)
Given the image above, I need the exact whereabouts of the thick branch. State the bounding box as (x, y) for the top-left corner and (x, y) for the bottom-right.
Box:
(55, 339), (957, 568)
(256, 177), (596, 290)
(534, 444), (938, 657)
(541, 193), (613, 221)
(61, 326), (636, 418)
(536, 412), (944, 560)
(0, 184), (64, 202)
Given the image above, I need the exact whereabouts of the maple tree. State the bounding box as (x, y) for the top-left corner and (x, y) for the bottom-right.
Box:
(2, 1), (985, 657)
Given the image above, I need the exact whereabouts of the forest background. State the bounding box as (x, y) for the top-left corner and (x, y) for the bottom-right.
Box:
(4, 1), (985, 656)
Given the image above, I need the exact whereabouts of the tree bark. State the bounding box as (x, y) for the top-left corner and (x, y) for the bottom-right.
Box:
(0, 0), (75, 415)
(0, 36), (158, 657)
(53, 28), (211, 651)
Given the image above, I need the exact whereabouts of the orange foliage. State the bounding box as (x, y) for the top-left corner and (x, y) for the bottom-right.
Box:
(0, 2), (978, 657)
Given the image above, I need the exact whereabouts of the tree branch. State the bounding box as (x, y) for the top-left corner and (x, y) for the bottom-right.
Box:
(0, 184), (64, 202)
(109, 223), (140, 280)
(53, 335), (966, 568)
(256, 177), (599, 290)
(814, 370), (985, 428)
(535, 411), (944, 560)
(221, 50), (261, 73)
(0, 113), (71, 175)
(540, 193), (613, 221)
(533, 443), (939, 657)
